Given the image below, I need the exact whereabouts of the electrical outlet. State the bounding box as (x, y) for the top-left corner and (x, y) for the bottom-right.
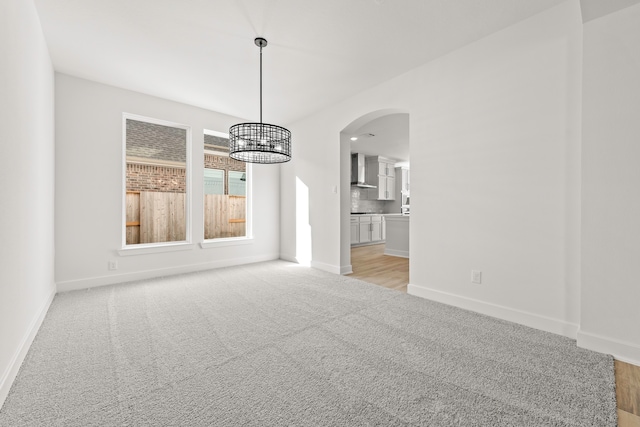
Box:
(471, 270), (482, 284)
(108, 260), (118, 271)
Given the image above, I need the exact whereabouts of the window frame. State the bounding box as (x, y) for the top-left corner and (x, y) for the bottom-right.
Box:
(120, 113), (193, 252)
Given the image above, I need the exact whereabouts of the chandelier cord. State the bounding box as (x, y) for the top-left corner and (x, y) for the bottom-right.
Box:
(259, 43), (263, 124)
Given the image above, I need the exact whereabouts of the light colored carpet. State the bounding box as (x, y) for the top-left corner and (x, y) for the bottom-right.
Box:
(0, 261), (616, 426)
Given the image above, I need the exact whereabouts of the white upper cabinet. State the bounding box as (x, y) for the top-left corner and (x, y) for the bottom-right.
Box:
(365, 156), (396, 201)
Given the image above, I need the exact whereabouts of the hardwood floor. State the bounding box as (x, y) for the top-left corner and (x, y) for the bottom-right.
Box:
(348, 244), (408, 293)
(616, 360), (640, 426)
(348, 243), (640, 426)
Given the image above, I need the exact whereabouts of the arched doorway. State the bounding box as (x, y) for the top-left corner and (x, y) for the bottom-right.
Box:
(340, 109), (410, 287)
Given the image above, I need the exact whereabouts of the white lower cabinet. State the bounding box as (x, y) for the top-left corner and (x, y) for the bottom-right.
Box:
(382, 217), (386, 240)
(351, 215), (385, 245)
(371, 216), (382, 241)
(350, 217), (359, 244)
(358, 217), (372, 243)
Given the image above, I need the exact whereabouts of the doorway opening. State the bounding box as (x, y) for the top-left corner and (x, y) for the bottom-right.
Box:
(340, 109), (410, 291)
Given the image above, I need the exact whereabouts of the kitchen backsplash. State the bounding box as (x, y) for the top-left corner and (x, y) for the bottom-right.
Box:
(351, 187), (389, 213)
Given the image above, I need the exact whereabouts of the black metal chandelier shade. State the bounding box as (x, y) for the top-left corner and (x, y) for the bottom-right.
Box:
(229, 37), (291, 164)
(229, 122), (291, 163)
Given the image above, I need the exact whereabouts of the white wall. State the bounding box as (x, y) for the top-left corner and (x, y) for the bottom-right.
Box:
(0, 0), (56, 407)
(579, 3), (640, 364)
(410, 0), (583, 337)
(283, 0), (583, 336)
(55, 74), (280, 290)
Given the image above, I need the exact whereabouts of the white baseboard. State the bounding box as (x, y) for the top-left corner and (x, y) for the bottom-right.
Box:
(57, 253), (280, 292)
(577, 329), (640, 366)
(0, 286), (55, 409)
(383, 248), (409, 258)
(351, 241), (386, 248)
(310, 260), (341, 275)
(280, 254), (343, 276)
(407, 283), (579, 339)
(340, 264), (353, 275)
(279, 253), (297, 264)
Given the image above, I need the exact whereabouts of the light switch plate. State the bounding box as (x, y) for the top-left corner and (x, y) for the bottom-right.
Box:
(471, 270), (482, 284)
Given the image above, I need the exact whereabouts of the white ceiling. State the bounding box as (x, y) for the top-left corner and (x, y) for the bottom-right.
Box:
(580, 0), (640, 22)
(350, 113), (410, 165)
(34, 0), (572, 125)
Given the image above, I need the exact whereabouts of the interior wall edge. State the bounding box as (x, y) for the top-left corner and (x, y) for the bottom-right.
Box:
(0, 288), (56, 410)
(407, 283), (579, 340)
(579, 0), (640, 364)
(56, 253), (279, 293)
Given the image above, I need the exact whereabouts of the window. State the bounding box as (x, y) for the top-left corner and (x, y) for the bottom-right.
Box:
(204, 169), (224, 195)
(204, 130), (248, 240)
(123, 114), (190, 247)
(228, 171), (246, 196)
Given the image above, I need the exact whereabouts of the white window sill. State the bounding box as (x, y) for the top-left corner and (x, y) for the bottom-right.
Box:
(118, 242), (196, 256)
(200, 237), (253, 249)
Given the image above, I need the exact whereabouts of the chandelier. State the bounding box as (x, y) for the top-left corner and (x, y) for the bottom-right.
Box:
(229, 37), (291, 164)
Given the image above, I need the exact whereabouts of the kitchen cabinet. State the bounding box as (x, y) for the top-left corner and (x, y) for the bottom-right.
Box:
(358, 216), (372, 243)
(397, 167), (410, 207)
(383, 214), (409, 258)
(371, 175), (395, 201)
(382, 216), (386, 240)
(388, 167), (410, 214)
(398, 167), (410, 194)
(378, 161), (394, 176)
(365, 156), (396, 200)
(350, 217), (359, 244)
(371, 216), (382, 241)
(351, 214), (385, 246)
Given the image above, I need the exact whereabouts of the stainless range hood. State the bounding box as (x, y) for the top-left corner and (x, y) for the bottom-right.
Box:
(350, 153), (377, 188)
